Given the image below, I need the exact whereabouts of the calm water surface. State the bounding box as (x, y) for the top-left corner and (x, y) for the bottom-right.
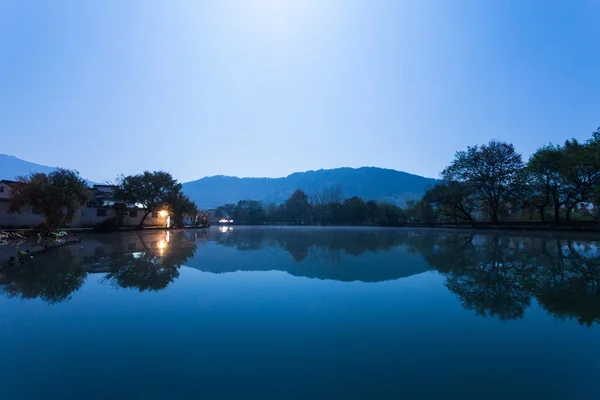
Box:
(1, 227), (600, 399)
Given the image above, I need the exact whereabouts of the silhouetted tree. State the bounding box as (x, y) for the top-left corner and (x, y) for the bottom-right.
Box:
(442, 140), (524, 223)
(115, 171), (182, 228)
(8, 168), (89, 230)
(423, 181), (478, 224)
(284, 190), (311, 224)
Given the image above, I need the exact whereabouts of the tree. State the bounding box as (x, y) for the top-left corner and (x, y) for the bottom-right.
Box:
(8, 168), (90, 231)
(423, 181), (478, 224)
(319, 184), (344, 205)
(558, 132), (600, 222)
(284, 190), (311, 224)
(311, 184), (344, 224)
(365, 201), (380, 224)
(343, 196), (367, 224)
(115, 171), (182, 228)
(442, 140), (524, 223)
(376, 202), (406, 226)
(231, 200), (266, 224)
(266, 203), (280, 224)
(196, 209), (210, 227)
(524, 145), (563, 223)
(166, 193), (197, 228)
(217, 203), (237, 222)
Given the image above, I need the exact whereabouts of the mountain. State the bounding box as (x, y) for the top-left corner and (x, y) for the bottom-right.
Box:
(0, 156), (437, 207)
(0, 154), (58, 179)
(182, 167), (437, 208)
(0, 154), (96, 185)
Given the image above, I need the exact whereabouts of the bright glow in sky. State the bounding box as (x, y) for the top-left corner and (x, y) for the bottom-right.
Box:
(1, 0), (599, 182)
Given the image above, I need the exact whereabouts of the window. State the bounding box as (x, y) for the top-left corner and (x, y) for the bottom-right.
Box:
(152, 211), (159, 218)
(32, 207), (41, 214)
(0, 186), (4, 192)
(97, 209), (107, 217)
(129, 210), (138, 218)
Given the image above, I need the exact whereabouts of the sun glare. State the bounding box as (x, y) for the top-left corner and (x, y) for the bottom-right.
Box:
(235, 0), (319, 32)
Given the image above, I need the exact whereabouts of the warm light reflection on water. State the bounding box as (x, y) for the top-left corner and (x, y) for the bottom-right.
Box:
(157, 239), (167, 255)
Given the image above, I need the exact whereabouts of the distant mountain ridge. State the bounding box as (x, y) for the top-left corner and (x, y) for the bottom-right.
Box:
(0, 155), (437, 208)
(0, 154), (96, 185)
(0, 154), (58, 179)
(182, 167), (437, 208)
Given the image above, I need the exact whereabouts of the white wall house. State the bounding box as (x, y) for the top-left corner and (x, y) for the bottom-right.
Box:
(0, 181), (171, 229)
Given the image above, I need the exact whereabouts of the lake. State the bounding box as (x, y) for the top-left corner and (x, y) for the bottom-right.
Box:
(1, 227), (600, 399)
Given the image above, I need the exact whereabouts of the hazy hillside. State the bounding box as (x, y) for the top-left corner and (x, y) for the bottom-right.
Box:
(182, 167), (437, 208)
(0, 156), (437, 207)
(0, 154), (58, 179)
(0, 154), (96, 185)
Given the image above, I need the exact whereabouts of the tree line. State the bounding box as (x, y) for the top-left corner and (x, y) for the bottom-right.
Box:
(8, 169), (205, 231)
(216, 185), (409, 226)
(217, 126), (600, 226)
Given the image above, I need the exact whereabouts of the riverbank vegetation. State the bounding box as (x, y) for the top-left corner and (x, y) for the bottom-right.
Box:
(216, 127), (600, 227)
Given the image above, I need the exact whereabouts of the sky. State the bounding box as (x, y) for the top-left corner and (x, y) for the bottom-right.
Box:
(1, 0), (599, 183)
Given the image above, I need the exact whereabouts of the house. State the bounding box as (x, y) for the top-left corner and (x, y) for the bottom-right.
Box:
(0, 180), (45, 227)
(0, 180), (171, 229)
(76, 184), (171, 228)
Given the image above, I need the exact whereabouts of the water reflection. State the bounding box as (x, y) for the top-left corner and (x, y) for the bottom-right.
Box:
(211, 228), (600, 325)
(1, 227), (600, 326)
(414, 232), (600, 325)
(0, 230), (206, 301)
(88, 231), (202, 292)
(0, 248), (87, 304)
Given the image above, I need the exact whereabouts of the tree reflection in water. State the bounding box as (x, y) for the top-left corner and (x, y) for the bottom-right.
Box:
(98, 231), (200, 292)
(0, 247), (87, 304)
(414, 233), (600, 325)
(215, 228), (600, 325)
(2, 227), (600, 326)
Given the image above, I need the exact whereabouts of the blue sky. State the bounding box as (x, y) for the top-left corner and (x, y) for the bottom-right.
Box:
(1, 0), (599, 183)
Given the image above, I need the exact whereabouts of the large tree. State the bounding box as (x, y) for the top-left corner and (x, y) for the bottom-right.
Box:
(115, 171), (182, 228)
(8, 168), (90, 230)
(423, 181), (478, 224)
(442, 140), (524, 223)
(284, 189), (311, 224)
